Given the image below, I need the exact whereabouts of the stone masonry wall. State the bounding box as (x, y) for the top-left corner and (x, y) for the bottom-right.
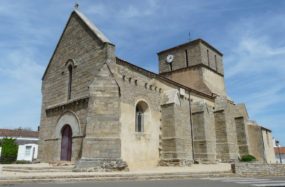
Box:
(192, 101), (216, 163)
(235, 117), (250, 156)
(262, 130), (276, 163)
(233, 163), (285, 177)
(114, 63), (162, 169)
(39, 103), (87, 162)
(114, 59), (194, 168)
(248, 124), (265, 162)
(158, 42), (201, 74)
(39, 12), (107, 162)
(234, 104), (250, 156)
(160, 100), (193, 166)
(158, 40), (224, 75)
(199, 42), (224, 75)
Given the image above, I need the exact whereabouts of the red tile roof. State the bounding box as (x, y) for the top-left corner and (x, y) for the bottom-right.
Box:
(0, 129), (38, 138)
(275, 147), (285, 154)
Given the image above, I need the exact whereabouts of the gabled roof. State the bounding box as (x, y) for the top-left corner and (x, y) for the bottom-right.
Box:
(42, 9), (113, 80)
(0, 129), (39, 138)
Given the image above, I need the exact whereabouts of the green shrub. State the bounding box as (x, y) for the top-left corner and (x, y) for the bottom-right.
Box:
(16, 160), (31, 164)
(0, 137), (18, 164)
(240, 154), (256, 162)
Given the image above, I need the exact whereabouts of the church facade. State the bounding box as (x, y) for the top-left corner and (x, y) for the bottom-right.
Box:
(38, 9), (273, 171)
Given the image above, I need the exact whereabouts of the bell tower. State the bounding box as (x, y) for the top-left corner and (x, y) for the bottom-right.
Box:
(157, 39), (228, 97)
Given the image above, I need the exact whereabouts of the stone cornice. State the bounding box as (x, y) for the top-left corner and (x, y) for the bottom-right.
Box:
(45, 96), (89, 113)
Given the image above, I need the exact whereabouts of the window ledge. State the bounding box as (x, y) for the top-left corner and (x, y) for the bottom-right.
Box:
(134, 132), (151, 139)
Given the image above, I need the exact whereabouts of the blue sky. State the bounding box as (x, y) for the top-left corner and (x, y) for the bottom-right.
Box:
(0, 0), (285, 145)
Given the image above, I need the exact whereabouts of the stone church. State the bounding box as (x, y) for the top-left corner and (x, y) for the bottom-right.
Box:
(38, 8), (274, 171)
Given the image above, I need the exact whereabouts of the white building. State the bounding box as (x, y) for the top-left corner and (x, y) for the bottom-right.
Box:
(0, 129), (39, 162)
(274, 147), (285, 164)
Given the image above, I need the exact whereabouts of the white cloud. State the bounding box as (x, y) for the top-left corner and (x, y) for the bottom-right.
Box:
(223, 13), (285, 121)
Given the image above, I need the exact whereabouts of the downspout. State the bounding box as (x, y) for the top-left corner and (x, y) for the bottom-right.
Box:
(188, 90), (195, 162)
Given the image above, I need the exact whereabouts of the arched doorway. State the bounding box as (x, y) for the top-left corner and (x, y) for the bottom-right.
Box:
(60, 125), (72, 161)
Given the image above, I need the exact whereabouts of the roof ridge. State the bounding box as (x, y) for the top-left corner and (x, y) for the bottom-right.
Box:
(74, 10), (112, 44)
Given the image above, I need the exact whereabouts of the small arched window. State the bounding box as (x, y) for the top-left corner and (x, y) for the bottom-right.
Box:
(68, 65), (73, 100)
(135, 101), (148, 132)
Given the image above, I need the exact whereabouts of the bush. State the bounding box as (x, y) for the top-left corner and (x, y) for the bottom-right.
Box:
(240, 154), (256, 162)
(16, 160), (31, 164)
(0, 137), (18, 164)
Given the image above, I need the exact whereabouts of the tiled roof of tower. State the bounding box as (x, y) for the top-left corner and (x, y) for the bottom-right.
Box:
(116, 57), (215, 98)
(0, 129), (39, 138)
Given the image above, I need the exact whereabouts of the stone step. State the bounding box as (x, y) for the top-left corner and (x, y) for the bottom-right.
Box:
(2, 166), (73, 170)
(2, 166), (74, 172)
(3, 168), (73, 173)
(0, 171), (235, 184)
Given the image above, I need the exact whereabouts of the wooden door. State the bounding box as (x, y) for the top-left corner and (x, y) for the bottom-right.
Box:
(60, 125), (72, 161)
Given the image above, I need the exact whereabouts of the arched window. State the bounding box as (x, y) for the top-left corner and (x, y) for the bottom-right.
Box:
(68, 65), (72, 100)
(135, 101), (148, 132)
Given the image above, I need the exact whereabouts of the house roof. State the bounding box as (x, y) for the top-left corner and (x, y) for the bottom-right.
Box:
(42, 9), (113, 80)
(275, 147), (285, 154)
(116, 57), (215, 99)
(0, 129), (39, 138)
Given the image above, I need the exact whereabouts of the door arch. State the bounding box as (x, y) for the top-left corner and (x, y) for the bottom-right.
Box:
(60, 125), (72, 161)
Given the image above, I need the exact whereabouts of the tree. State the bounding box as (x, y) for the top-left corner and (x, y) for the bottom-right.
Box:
(0, 137), (18, 164)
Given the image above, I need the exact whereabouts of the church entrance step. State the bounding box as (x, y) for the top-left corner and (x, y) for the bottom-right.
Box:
(0, 171), (234, 184)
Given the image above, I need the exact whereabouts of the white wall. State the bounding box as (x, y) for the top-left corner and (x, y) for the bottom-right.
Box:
(17, 144), (38, 161)
(0, 136), (38, 162)
(275, 154), (285, 164)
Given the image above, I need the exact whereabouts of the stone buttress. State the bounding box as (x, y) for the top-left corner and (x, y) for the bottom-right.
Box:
(75, 45), (128, 171)
(191, 101), (216, 163)
(159, 89), (193, 166)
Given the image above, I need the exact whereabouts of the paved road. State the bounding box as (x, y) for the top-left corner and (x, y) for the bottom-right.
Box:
(1, 177), (285, 187)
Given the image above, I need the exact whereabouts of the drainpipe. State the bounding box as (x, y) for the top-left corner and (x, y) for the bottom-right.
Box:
(188, 90), (195, 162)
